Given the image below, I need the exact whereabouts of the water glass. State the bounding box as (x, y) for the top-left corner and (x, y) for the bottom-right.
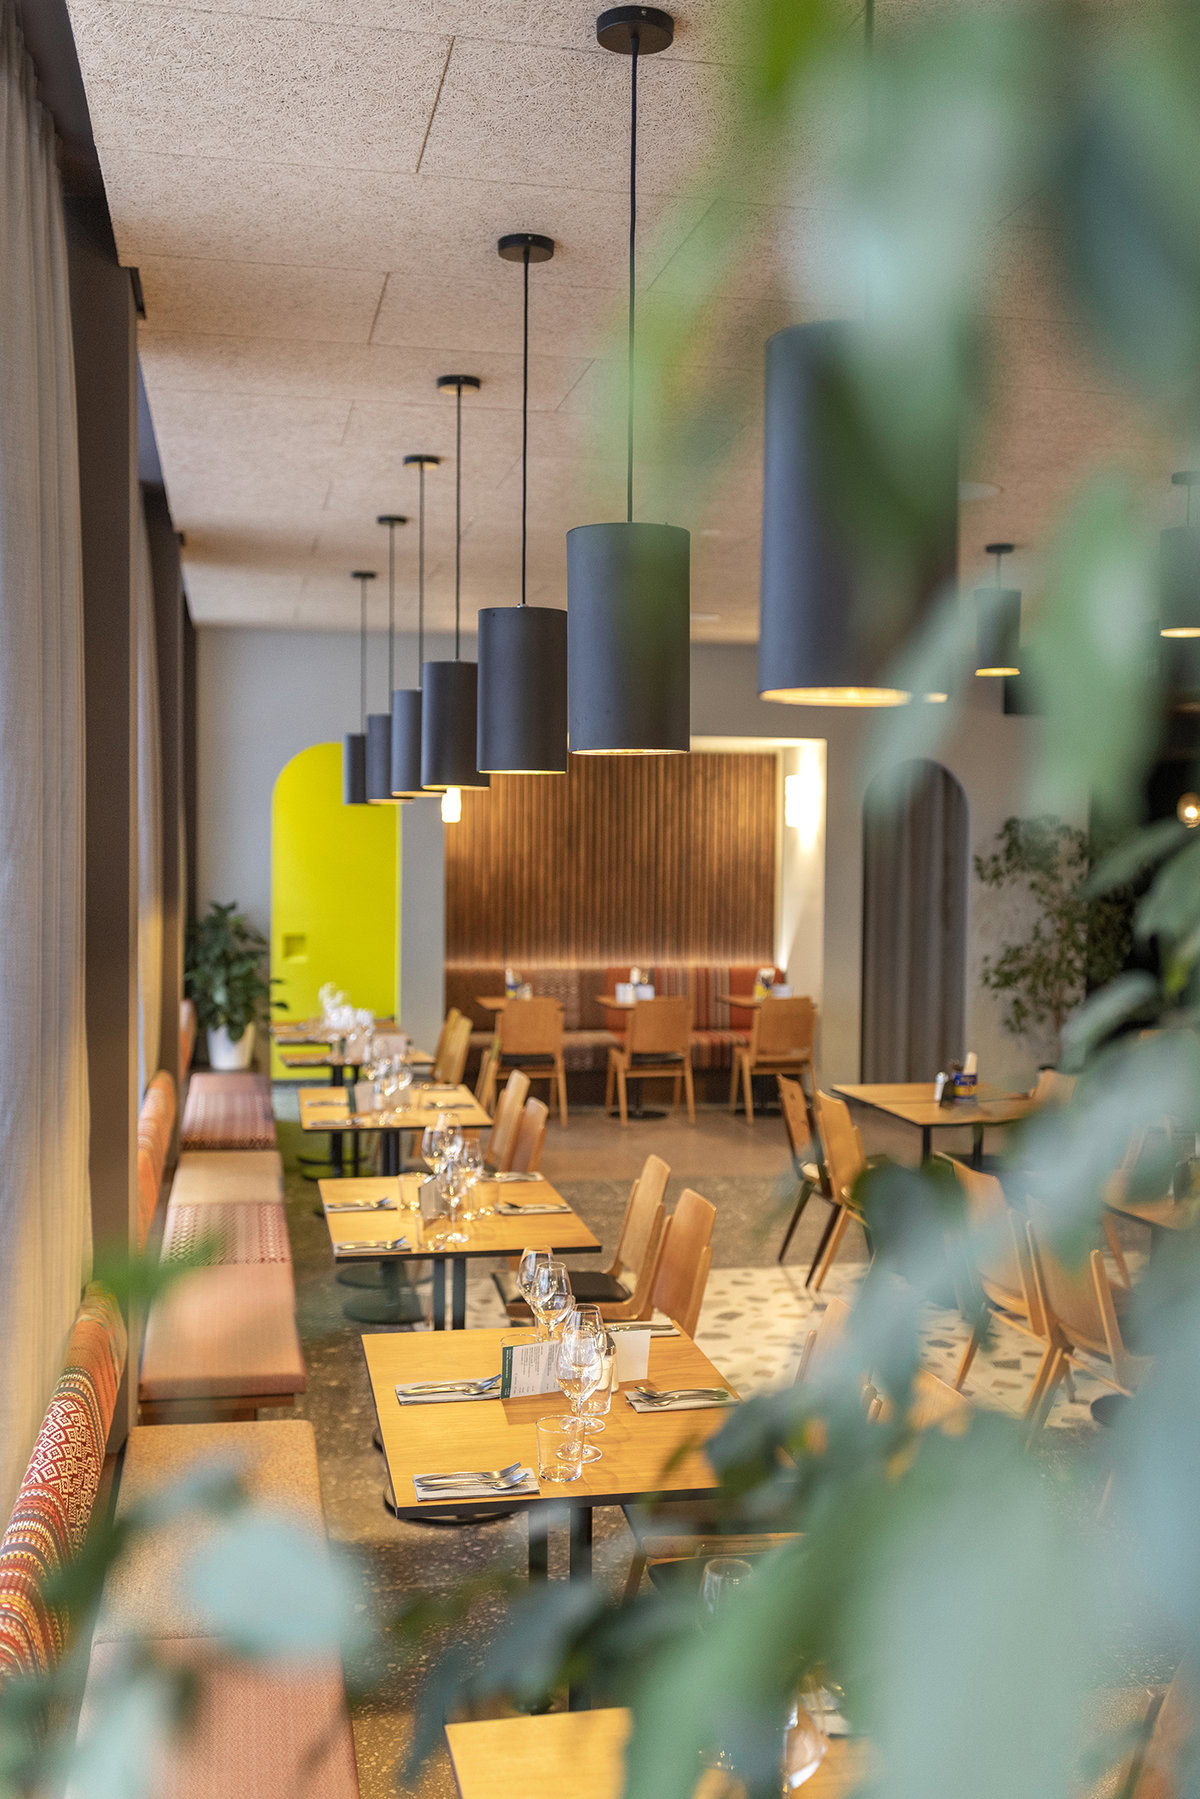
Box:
(700, 1557), (753, 1624)
(535, 1416), (584, 1484)
(517, 1248), (551, 1316)
(532, 1259), (573, 1340)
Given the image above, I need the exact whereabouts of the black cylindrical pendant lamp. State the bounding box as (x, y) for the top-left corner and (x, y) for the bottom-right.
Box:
(343, 569), (375, 804)
(478, 233), (569, 773)
(421, 376), (490, 790)
(974, 542), (1021, 677)
(566, 8), (691, 756)
(368, 513), (408, 803)
(391, 459), (440, 796)
(1161, 472), (1200, 639)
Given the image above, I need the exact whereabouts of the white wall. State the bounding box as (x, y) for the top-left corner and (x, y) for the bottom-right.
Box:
(198, 628), (1067, 1091)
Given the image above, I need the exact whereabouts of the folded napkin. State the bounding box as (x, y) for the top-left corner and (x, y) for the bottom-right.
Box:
(624, 1390), (737, 1413)
(495, 1201), (570, 1216)
(412, 1469), (538, 1500)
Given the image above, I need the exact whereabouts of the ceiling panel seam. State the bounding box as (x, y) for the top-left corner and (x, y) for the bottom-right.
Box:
(415, 34), (455, 175)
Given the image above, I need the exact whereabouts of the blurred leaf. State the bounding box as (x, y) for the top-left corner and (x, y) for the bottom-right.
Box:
(59, 1653), (183, 1799)
(183, 1516), (370, 1660)
(1086, 818), (1188, 896)
(1136, 835), (1200, 944)
(1060, 971), (1159, 1069)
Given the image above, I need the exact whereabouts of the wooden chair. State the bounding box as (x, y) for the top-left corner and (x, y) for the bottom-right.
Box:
(605, 996), (695, 1127)
(776, 1072), (842, 1285)
(1030, 1067), (1076, 1106)
(1024, 1197), (1151, 1433)
(809, 1091), (870, 1290)
(944, 1160), (1054, 1415)
(497, 996), (568, 1126)
(475, 1037), (499, 1111)
(498, 1152), (668, 1320)
(483, 1070), (530, 1173)
(650, 1187), (715, 1336)
(434, 1012), (471, 1085)
(511, 1096), (548, 1174)
(432, 1007), (462, 1073)
(730, 996), (817, 1122)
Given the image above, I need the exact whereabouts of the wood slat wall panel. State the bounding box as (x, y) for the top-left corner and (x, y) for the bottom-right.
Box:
(445, 753), (777, 964)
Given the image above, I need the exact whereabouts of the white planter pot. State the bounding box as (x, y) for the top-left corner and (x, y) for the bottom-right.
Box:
(207, 1023), (256, 1071)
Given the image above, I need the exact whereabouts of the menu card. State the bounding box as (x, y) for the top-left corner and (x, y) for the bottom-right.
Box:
(498, 1328), (651, 1397)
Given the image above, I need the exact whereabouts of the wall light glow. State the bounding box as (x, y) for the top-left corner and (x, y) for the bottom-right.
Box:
(441, 786), (462, 824)
(1178, 792), (1200, 828)
(784, 745), (823, 851)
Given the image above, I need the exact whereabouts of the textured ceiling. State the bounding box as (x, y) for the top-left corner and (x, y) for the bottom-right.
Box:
(65, 0), (1173, 638)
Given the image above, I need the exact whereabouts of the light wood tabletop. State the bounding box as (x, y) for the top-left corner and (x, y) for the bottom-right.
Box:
(445, 1710), (862, 1799)
(833, 1081), (1033, 1163)
(280, 1046), (432, 1069)
(715, 991), (764, 1010)
(298, 1084), (491, 1133)
(362, 1325), (737, 1521)
(1104, 1191), (1200, 1234)
(318, 1174), (601, 1261)
(273, 1017), (398, 1042)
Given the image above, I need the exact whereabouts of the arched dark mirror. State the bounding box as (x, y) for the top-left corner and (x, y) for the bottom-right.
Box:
(861, 758), (968, 1080)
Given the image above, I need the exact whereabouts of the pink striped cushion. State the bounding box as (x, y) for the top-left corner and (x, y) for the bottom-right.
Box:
(140, 1266), (304, 1402)
(181, 1074), (276, 1152)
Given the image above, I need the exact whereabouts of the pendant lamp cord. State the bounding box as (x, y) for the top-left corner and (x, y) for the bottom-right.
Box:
(626, 28), (639, 526)
(454, 382), (462, 660)
(358, 573), (367, 732)
(521, 244), (530, 605)
(417, 463), (426, 680)
(386, 522), (395, 694)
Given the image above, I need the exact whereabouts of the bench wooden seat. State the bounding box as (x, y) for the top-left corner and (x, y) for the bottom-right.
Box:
(139, 1265), (305, 1419)
(181, 1072), (276, 1152)
(170, 1149), (283, 1205)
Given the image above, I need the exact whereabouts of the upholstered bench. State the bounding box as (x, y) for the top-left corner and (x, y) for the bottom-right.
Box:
(137, 1070), (178, 1249)
(139, 1264), (305, 1423)
(180, 1072), (276, 1152)
(169, 1149), (284, 1206)
(161, 1202), (292, 1266)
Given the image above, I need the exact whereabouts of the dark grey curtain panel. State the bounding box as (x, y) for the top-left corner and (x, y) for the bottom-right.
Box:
(861, 759), (968, 1081)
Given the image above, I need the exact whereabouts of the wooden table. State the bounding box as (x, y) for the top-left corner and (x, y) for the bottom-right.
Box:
(279, 1045), (431, 1069)
(445, 1710), (861, 1798)
(1104, 1189), (1200, 1241)
(319, 1173), (599, 1329)
(299, 1085), (491, 1176)
(363, 1325), (735, 1573)
(832, 1082), (1034, 1165)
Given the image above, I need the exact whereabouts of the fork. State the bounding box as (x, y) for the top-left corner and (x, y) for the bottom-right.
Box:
(325, 1198), (396, 1212)
(416, 1460), (527, 1490)
(397, 1375), (500, 1396)
(632, 1386), (734, 1405)
(337, 1237), (410, 1252)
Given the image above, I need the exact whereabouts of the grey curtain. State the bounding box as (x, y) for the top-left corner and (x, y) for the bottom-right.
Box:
(861, 759), (968, 1081)
(136, 496), (162, 1093)
(0, 2), (92, 1510)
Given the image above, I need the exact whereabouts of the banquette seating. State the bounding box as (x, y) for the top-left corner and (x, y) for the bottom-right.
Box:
(0, 1286), (358, 1796)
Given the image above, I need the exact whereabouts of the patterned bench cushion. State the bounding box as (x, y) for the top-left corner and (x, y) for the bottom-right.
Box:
(0, 1284), (126, 1683)
(139, 1266), (305, 1403)
(161, 1204), (292, 1268)
(181, 1073), (276, 1152)
(690, 1028), (749, 1071)
(171, 1151), (283, 1207)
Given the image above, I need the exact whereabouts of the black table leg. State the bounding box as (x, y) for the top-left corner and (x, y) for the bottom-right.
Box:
(972, 1124), (984, 1168)
(528, 1516), (548, 1581)
(921, 1126), (932, 1162)
(451, 1257), (467, 1330)
(432, 1261), (446, 1331)
(568, 1506), (594, 1710)
(341, 1259), (422, 1325)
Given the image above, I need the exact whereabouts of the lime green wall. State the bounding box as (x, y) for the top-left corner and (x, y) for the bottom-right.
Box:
(270, 741), (399, 1077)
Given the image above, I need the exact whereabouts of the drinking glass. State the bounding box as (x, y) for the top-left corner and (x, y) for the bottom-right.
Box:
(421, 1117), (452, 1176)
(517, 1248), (551, 1321)
(436, 1160), (469, 1246)
(782, 1689), (829, 1790)
(574, 1307), (616, 1442)
(556, 1313), (606, 1463)
(457, 1136), (486, 1219)
(535, 1416), (583, 1484)
(532, 1259), (573, 1340)
(700, 1556), (753, 1624)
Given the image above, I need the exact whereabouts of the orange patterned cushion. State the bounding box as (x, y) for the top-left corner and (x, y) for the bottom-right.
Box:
(161, 1204), (291, 1267)
(0, 1285), (126, 1683)
(181, 1074), (276, 1152)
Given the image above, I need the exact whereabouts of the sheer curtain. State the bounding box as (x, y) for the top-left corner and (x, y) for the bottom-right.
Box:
(0, 1), (91, 1511)
(136, 496), (162, 1093)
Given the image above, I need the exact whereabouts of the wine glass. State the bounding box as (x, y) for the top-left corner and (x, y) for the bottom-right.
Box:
(556, 1319), (605, 1463)
(572, 1306), (615, 1448)
(531, 1258), (572, 1341)
(518, 1248), (551, 1324)
(421, 1116), (452, 1176)
(435, 1159), (469, 1247)
(457, 1135), (486, 1219)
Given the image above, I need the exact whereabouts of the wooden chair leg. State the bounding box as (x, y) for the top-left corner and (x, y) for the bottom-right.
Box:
(777, 1179), (814, 1264)
(670, 1073), (681, 1118)
(622, 1550), (647, 1603)
(556, 1052), (568, 1127)
(729, 1055), (740, 1113)
(954, 1318), (985, 1390)
(1024, 1343), (1064, 1435)
(741, 1056), (755, 1124)
(812, 1206), (851, 1291)
(805, 1203), (841, 1287)
(605, 1057), (614, 1116)
(1102, 1214), (1132, 1288)
(617, 1064), (628, 1128)
(683, 1061), (696, 1125)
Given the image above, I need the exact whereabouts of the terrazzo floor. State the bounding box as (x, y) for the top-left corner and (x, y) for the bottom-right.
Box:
(270, 1094), (1111, 1797)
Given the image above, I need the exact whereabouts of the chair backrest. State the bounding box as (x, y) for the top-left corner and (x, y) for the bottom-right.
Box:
(794, 1292), (853, 1385)
(433, 1007), (462, 1073)
(752, 995), (817, 1059)
(498, 996), (564, 1057)
(951, 1161), (1039, 1324)
(435, 1013), (471, 1085)
(627, 995), (692, 1058)
(475, 1037), (500, 1105)
(1024, 1199), (1114, 1360)
(511, 1097), (549, 1173)
(616, 1153), (670, 1275)
(813, 1090), (866, 1203)
(652, 1187), (716, 1336)
(486, 1069), (530, 1171)
(1031, 1067), (1076, 1107)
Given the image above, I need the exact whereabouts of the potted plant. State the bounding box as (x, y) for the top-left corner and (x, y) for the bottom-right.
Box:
(185, 902), (275, 1071)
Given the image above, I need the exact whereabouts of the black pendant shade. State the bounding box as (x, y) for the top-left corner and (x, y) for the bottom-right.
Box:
(974, 543), (1021, 677)
(758, 321), (956, 705)
(365, 711), (394, 801)
(567, 523), (690, 752)
(1161, 473), (1200, 639)
(343, 568), (375, 804)
(421, 378), (489, 791)
(478, 604), (569, 770)
(390, 687), (424, 796)
(421, 659), (488, 789)
(566, 9), (690, 755)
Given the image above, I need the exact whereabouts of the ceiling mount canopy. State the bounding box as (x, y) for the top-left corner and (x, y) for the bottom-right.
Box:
(343, 569), (375, 805)
(477, 232), (569, 775)
(392, 458), (440, 797)
(421, 377), (490, 791)
(367, 513), (408, 803)
(566, 6), (690, 756)
(974, 541), (1021, 678)
(1161, 471), (1200, 640)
